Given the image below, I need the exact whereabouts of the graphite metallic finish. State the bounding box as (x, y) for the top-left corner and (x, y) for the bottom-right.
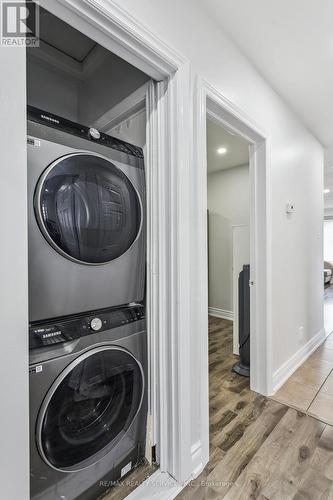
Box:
(29, 309), (147, 500)
(27, 108), (146, 321)
(29, 303), (145, 349)
(37, 346), (144, 472)
(34, 152), (142, 265)
(27, 106), (144, 159)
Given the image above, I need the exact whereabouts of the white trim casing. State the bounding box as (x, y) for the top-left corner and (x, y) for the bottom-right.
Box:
(145, 66), (194, 482)
(193, 77), (271, 474)
(208, 307), (234, 321)
(204, 81), (271, 396)
(124, 470), (183, 500)
(189, 76), (210, 478)
(46, 0), (180, 79)
(145, 80), (159, 461)
(166, 62), (193, 481)
(272, 329), (325, 393)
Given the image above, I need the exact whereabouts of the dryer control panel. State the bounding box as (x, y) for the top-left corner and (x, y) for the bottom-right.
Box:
(27, 105), (144, 159)
(29, 304), (145, 350)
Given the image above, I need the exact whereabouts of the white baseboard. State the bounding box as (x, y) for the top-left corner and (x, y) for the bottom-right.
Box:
(272, 328), (325, 394)
(190, 440), (206, 479)
(125, 470), (183, 500)
(125, 441), (206, 500)
(208, 307), (234, 321)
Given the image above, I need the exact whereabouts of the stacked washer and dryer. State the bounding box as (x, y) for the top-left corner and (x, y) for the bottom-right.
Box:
(27, 106), (147, 500)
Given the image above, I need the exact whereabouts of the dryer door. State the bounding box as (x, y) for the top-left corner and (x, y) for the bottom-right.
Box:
(37, 346), (144, 471)
(34, 152), (142, 264)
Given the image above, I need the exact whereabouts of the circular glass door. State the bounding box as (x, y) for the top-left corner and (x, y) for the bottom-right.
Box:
(35, 153), (142, 265)
(37, 346), (144, 471)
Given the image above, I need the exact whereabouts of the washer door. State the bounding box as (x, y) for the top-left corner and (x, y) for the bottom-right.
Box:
(37, 346), (144, 471)
(35, 152), (142, 265)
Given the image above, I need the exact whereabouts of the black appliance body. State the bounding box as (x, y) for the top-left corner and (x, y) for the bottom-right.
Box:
(232, 264), (250, 377)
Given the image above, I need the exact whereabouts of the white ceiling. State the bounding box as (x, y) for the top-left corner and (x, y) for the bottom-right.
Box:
(197, 0), (333, 149)
(207, 118), (249, 173)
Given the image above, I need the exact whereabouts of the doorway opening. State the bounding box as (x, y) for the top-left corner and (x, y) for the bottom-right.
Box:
(192, 82), (269, 491)
(207, 114), (255, 449)
(199, 86), (270, 400)
(207, 117), (251, 372)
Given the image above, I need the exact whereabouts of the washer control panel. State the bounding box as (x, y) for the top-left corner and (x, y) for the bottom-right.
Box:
(29, 304), (145, 350)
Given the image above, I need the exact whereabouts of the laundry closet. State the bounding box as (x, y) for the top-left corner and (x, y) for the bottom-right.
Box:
(27, 5), (151, 500)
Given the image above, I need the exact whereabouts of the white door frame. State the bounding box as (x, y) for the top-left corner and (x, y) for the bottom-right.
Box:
(195, 78), (273, 399)
(39, 0), (193, 483)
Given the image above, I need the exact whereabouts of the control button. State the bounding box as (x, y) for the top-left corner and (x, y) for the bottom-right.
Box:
(90, 317), (103, 331)
(88, 128), (101, 140)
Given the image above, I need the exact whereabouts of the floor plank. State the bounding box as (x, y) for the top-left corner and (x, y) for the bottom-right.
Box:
(225, 409), (325, 499)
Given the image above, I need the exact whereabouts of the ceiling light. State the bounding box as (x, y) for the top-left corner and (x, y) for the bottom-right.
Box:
(217, 147), (227, 155)
(324, 189), (330, 194)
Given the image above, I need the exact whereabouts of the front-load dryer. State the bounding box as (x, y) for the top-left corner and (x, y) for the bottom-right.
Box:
(29, 304), (147, 500)
(27, 106), (146, 322)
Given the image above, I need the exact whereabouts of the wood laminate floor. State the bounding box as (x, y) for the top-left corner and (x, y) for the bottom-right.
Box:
(176, 316), (333, 500)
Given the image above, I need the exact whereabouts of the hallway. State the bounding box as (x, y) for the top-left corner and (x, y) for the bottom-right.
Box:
(177, 317), (333, 499)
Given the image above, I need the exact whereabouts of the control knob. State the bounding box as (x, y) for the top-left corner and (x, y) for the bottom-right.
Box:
(88, 127), (101, 140)
(90, 317), (103, 331)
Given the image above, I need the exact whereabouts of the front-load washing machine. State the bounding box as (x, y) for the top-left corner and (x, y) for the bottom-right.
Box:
(29, 303), (147, 500)
(27, 106), (146, 322)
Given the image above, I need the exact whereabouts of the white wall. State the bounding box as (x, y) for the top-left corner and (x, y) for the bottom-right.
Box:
(0, 47), (29, 499)
(78, 51), (149, 125)
(108, 109), (146, 148)
(207, 165), (249, 313)
(27, 50), (149, 127)
(116, 0), (323, 463)
(27, 57), (79, 121)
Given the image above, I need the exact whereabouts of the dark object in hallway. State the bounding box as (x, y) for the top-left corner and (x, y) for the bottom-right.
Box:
(233, 264), (250, 377)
